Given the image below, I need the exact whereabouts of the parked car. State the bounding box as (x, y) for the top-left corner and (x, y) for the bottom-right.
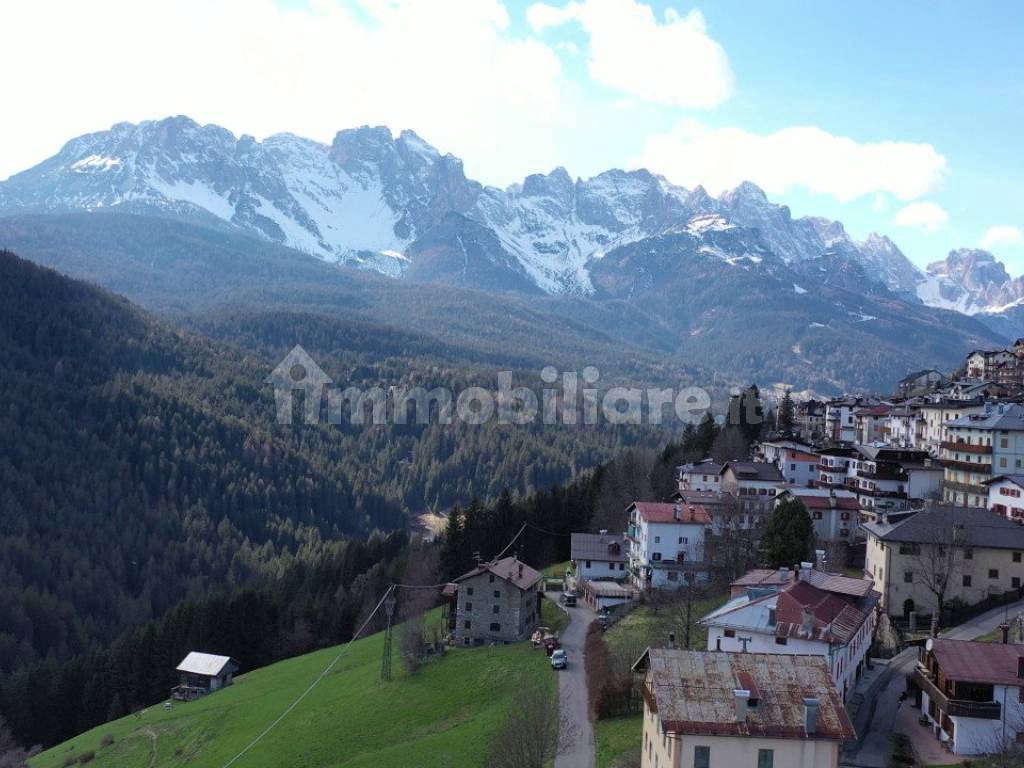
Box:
(550, 649), (567, 670)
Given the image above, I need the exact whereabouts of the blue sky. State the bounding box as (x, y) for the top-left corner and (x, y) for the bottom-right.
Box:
(3, 0), (1023, 272)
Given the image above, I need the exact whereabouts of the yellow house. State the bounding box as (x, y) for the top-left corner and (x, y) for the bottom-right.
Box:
(632, 648), (855, 768)
(862, 505), (1024, 619)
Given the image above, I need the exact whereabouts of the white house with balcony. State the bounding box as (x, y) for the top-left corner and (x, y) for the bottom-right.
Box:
(701, 566), (878, 703)
(626, 501), (712, 590)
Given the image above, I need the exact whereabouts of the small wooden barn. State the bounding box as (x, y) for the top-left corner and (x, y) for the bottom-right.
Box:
(171, 652), (239, 701)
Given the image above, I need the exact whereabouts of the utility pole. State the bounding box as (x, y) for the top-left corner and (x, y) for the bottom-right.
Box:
(381, 588), (397, 682)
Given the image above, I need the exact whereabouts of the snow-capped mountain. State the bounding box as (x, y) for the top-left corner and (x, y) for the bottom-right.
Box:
(915, 248), (1024, 315)
(0, 115), (936, 299)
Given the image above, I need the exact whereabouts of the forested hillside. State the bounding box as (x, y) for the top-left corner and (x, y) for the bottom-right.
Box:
(0, 251), (665, 680)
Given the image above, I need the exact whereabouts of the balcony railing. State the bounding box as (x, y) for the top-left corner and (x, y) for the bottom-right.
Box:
(913, 666), (1002, 720)
(943, 480), (988, 496)
(941, 441), (992, 455)
(941, 459), (992, 474)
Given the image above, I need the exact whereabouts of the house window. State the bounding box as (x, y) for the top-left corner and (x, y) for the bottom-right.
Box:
(465, 602), (473, 611)
(609, 562), (616, 571)
(654, 536), (661, 543)
(775, 637), (788, 646)
(904, 572), (914, 583)
(494, 590), (501, 599)
(758, 749), (775, 768)
(619, 563), (624, 571)
(585, 560), (591, 568)
(1014, 577), (1021, 589)
(489, 622), (501, 632)
(813, 511), (823, 520)
(1015, 552), (1023, 563)
(464, 620), (471, 629)
(652, 552), (662, 561)
(493, 605), (500, 614)
(489, 575), (495, 583)
(964, 550), (973, 560)
(667, 571), (679, 581)
(724, 629), (736, 638)
(694, 746), (710, 768)
(990, 569), (1000, 579)
(963, 575), (972, 587)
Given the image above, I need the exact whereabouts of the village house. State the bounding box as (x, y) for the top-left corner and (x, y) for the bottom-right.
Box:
(676, 459), (723, 493)
(775, 488), (860, 544)
(941, 402), (1024, 508)
(965, 349), (1017, 381)
(570, 530), (628, 581)
(718, 461), (785, 524)
(701, 565), (878, 702)
(633, 648), (856, 768)
(985, 474), (1024, 522)
(817, 447), (857, 490)
(916, 398), (987, 457)
(627, 501), (712, 590)
(897, 369), (946, 398)
(757, 439), (819, 487)
(795, 399), (827, 442)
(862, 505), (1024, 619)
(849, 445), (943, 517)
(913, 638), (1024, 756)
(451, 556), (542, 646)
(853, 404), (891, 444)
(885, 403), (924, 449)
(825, 396), (879, 444)
(172, 652), (239, 701)
(671, 488), (740, 536)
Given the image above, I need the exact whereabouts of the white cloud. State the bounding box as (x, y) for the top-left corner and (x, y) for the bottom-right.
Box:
(893, 201), (949, 232)
(0, 0), (568, 186)
(635, 119), (948, 202)
(527, 0), (733, 108)
(981, 225), (1024, 250)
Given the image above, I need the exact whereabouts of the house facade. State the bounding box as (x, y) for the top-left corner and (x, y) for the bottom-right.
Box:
(941, 403), (1024, 508)
(452, 557), (542, 645)
(914, 638), (1024, 755)
(775, 488), (860, 544)
(676, 460), (723, 493)
(634, 649), (855, 768)
(985, 474), (1024, 522)
(172, 652), (239, 701)
(853, 405), (891, 444)
(758, 440), (820, 487)
(570, 531), (628, 581)
(627, 502), (712, 589)
(917, 399), (986, 457)
(861, 506), (1024, 619)
(701, 567), (878, 702)
(718, 462), (785, 525)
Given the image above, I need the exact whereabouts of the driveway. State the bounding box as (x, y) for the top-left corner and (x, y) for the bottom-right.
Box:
(841, 597), (1024, 767)
(547, 594), (597, 768)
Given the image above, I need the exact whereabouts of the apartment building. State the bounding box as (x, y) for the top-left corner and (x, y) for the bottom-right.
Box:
(941, 403), (1024, 508)
(627, 502), (712, 590)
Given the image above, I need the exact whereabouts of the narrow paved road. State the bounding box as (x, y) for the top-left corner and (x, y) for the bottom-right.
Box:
(548, 594), (596, 768)
(842, 597), (1024, 767)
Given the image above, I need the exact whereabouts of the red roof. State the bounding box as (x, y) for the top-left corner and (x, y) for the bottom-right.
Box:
(631, 502), (712, 525)
(794, 494), (860, 511)
(774, 581), (868, 644)
(853, 405), (891, 417)
(929, 639), (1024, 686)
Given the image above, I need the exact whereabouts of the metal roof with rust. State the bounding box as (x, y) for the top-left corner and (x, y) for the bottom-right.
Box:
(633, 649), (855, 742)
(570, 532), (628, 563)
(928, 638), (1024, 687)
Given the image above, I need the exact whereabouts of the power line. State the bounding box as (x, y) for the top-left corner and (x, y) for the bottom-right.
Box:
(220, 585), (396, 768)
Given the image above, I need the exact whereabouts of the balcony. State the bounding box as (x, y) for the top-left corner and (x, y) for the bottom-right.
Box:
(941, 459), (992, 474)
(943, 480), (988, 496)
(941, 441), (992, 455)
(913, 666), (1002, 720)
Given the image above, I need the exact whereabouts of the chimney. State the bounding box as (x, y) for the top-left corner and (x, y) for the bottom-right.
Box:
(734, 689), (751, 722)
(804, 698), (820, 735)
(801, 608), (814, 637)
(518, 563), (524, 577)
(800, 562), (813, 582)
(778, 566), (790, 583)
(673, 504), (682, 521)
(815, 549), (826, 570)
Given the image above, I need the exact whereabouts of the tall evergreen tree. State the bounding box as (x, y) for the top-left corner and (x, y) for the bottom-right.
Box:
(777, 389), (796, 435)
(759, 498), (814, 568)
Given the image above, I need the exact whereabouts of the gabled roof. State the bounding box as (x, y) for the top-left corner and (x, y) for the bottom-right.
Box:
(571, 532), (627, 563)
(853, 405), (891, 418)
(720, 461), (784, 483)
(779, 488), (860, 511)
(946, 403), (1024, 431)
(629, 502), (712, 525)
(861, 505), (1024, 550)
(453, 556), (542, 591)
(176, 652), (238, 677)
(678, 460), (724, 476)
(984, 474), (1024, 489)
(633, 649), (855, 742)
(728, 566), (873, 598)
(929, 638), (1024, 687)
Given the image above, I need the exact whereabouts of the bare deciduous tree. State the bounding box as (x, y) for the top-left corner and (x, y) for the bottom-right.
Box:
(486, 679), (572, 768)
(591, 450), (655, 534)
(0, 717), (38, 768)
(906, 512), (968, 623)
(710, 426), (750, 464)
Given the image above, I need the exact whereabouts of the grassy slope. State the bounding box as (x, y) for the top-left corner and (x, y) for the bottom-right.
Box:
(32, 615), (555, 768)
(603, 590), (730, 654)
(594, 715), (641, 768)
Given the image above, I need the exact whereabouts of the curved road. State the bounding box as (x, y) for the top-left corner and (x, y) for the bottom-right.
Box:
(549, 595), (597, 768)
